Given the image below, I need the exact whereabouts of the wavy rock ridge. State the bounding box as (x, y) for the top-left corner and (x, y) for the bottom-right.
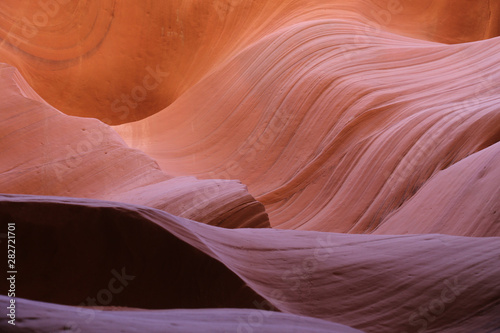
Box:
(117, 20), (500, 235)
(0, 1), (499, 332)
(0, 63), (269, 229)
(0, 0), (499, 123)
(1, 195), (499, 332)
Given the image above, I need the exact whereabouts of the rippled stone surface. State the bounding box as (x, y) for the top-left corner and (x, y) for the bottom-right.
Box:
(0, 1), (499, 332)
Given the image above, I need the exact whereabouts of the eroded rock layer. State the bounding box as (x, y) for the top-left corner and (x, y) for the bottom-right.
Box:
(0, 1), (499, 333)
(0, 63), (269, 228)
(0, 296), (363, 333)
(1, 195), (499, 333)
(116, 20), (500, 235)
(0, 1), (499, 123)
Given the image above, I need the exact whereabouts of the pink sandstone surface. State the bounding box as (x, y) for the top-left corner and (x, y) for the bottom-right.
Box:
(0, 1), (499, 332)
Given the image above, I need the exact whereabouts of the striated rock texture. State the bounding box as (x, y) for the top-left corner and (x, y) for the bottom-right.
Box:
(115, 20), (500, 235)
(0, 0), (499, 123)
(0, 296), (364, 333)
(0, 63), (269, 228)
(1, 195), (499, 333)
(0, 194), (271, 310)
(0, 1), (499, 333)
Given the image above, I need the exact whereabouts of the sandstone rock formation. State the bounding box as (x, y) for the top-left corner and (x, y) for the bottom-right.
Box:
(1, 195), (499, 332)
(0, 296), (364, 333)
(0, 63), (269, 229)
(0, 1), (498, 123)
(116, 19), (500, 235)
(0, 1), (499, 332)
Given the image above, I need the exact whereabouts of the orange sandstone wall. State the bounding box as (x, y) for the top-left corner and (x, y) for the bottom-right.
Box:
(0, 0), (498, 124)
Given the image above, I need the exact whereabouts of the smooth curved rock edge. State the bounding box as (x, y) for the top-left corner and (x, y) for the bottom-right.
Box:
(0, 2), (499, 332)
(0, 296), (363, 333)
(0, 63), (270, 229)
(116, 19), (500, 235)
(1, 194), (499, 333)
